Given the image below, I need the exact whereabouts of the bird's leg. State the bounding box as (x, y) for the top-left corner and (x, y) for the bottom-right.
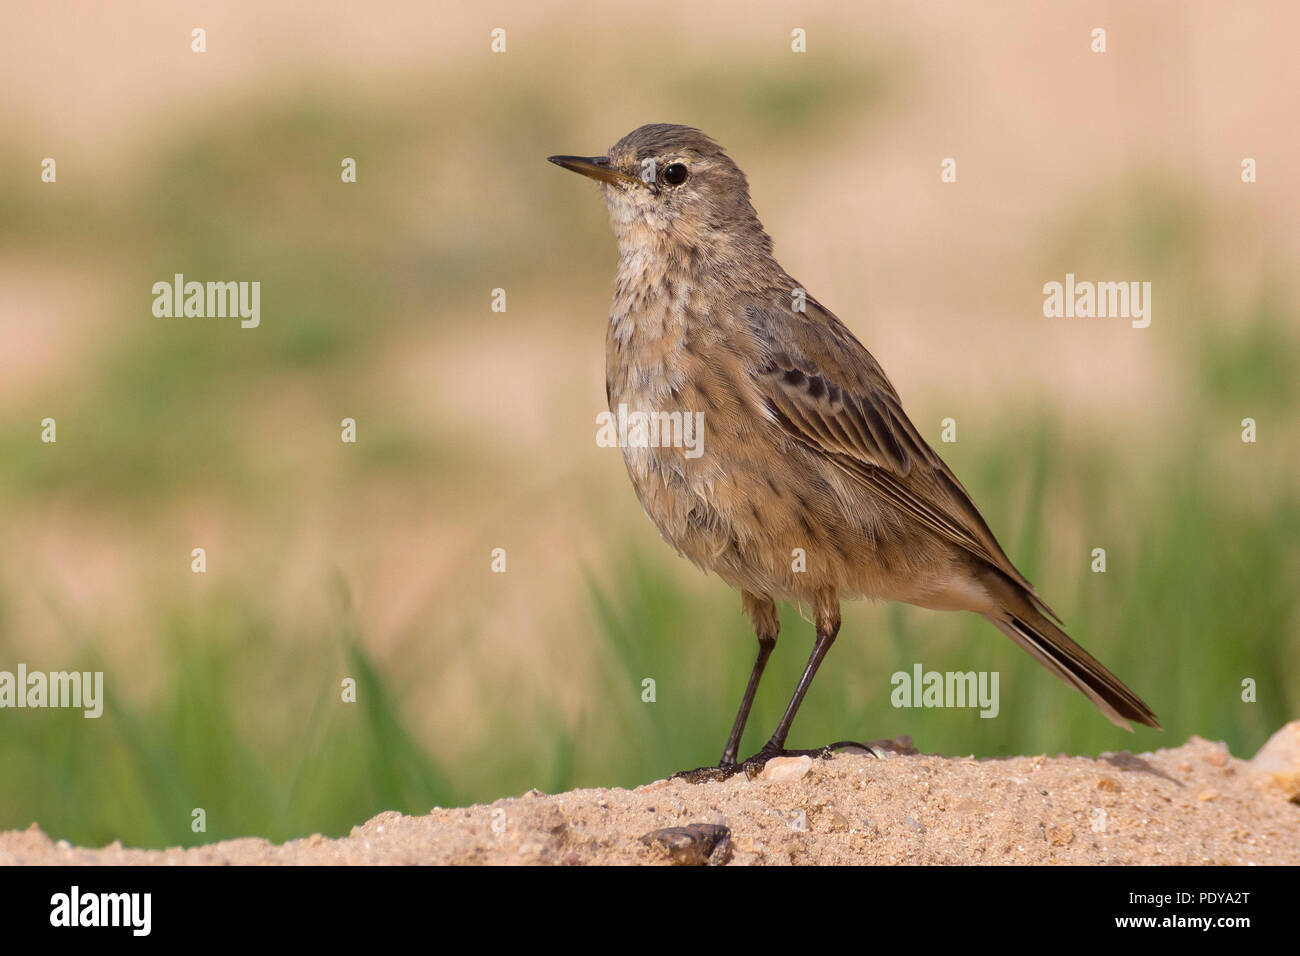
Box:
(718, 594), (780, 767)
(673, 592), (880, 784)
(745, 627), (838, 761)
(670, 594), (777, 783)
(720, 633), (777, 767)
(740, 592), (841, 771)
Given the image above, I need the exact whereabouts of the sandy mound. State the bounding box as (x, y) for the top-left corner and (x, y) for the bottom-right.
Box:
(4, 731), (1297, 865)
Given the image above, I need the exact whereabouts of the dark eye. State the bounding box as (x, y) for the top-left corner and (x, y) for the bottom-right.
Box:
(662, 163), (688, 186)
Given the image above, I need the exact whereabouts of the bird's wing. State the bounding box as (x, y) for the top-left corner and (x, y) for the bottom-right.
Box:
(744, 295), (1057, 619)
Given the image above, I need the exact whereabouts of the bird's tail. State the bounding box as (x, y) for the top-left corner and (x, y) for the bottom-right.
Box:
(978, 568), (1161, 731)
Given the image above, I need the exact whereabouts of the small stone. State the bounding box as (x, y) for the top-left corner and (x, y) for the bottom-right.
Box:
(1251, 720), (1300, 800)
(902, 815), (925, 833)
(758, 755), (814, 783)
(640, 823), (732, 866)
(1097, 777), (1122, 792)
(1198, 790), (1218, 802)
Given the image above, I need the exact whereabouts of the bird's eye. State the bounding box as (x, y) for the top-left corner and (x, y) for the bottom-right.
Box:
(662, 163), (688, 186)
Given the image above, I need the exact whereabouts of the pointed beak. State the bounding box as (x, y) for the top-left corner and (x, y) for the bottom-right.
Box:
(547, 154), (647, 189)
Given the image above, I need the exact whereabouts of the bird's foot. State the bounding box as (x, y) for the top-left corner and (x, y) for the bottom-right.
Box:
(670, 764), (739, 785)
(670, 736), (913, 785)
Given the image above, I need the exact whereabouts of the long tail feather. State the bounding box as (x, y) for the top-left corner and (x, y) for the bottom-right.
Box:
(978, 569), (1160, 730)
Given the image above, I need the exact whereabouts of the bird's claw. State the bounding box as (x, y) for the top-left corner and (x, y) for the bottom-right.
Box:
(670, 736), (913, 785)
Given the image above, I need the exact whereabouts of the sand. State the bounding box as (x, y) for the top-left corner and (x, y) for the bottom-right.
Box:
(3, 728), (1298, 865)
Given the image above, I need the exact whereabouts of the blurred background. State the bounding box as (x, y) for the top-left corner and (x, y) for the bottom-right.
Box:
(0, 1), (1296, 849)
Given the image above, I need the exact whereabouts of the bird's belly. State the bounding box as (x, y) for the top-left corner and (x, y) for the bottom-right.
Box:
(609, 394), (970, 607)
(606, 383), (820, 600)
(621, 440), (772, 586)
(613, 407), (716, 552)
(605, 367), (743, 571)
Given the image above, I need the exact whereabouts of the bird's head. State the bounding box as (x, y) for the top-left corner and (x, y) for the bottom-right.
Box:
(549, 124), (772, 266)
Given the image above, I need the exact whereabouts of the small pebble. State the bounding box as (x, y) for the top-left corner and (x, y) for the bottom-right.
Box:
(640, 823), (732, 866)
(758, 755), (814, 783)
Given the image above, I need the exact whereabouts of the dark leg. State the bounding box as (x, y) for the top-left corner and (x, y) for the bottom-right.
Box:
(720, 593), (780, 766)
(749, 621), (838, 759)
(742, 590), (841, 767)
(673, 592), (869, 784)
(720, 634), (775, 767)
(670, 593), (779, 782)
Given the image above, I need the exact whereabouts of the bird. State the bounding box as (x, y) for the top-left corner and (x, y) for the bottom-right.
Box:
(548, 124), (1160, 776)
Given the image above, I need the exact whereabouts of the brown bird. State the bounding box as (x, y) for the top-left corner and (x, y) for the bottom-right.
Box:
(549, 124), (1159, 775)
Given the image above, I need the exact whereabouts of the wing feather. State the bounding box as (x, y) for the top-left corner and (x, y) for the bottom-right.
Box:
(746, 296), (1059, 622)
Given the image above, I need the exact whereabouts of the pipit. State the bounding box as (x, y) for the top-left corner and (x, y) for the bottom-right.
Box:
(549, 124), (1159, 777)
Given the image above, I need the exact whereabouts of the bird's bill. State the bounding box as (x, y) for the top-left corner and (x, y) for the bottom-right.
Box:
(547, 154), (647, 189)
